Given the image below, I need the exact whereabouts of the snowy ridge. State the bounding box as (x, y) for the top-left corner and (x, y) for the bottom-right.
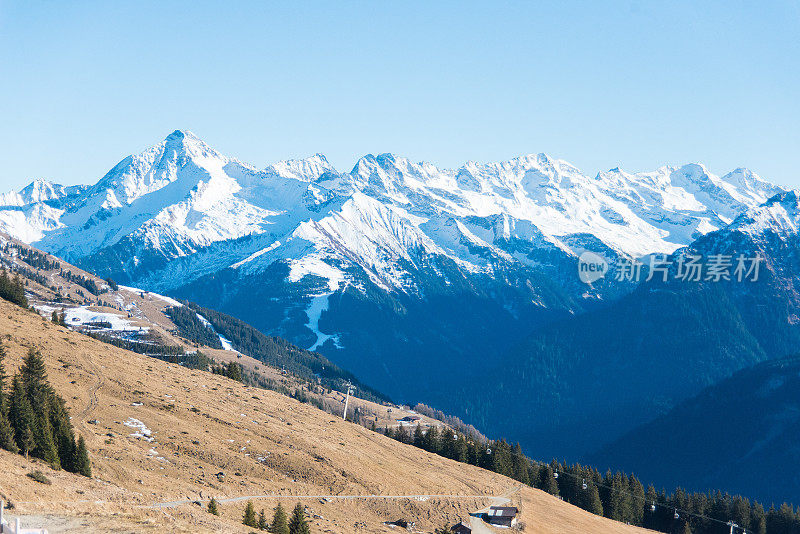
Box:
(0, 130), (786, 299)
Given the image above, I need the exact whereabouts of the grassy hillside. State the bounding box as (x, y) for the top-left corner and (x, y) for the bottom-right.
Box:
(0, 298), (655, 533)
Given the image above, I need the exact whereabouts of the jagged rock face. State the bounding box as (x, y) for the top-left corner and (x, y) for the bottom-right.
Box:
(0, 131), (785, 405)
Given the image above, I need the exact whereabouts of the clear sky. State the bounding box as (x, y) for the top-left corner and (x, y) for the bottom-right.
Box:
(1, 1), (799, 190)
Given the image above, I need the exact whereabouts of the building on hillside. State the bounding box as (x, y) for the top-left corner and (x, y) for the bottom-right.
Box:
(398, 415), (420, 423)
(485, 506), (518, 528)
(450, 521), (472, 533)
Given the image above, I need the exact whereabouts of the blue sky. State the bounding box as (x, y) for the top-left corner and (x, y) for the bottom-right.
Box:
(1, 1), (799, 190)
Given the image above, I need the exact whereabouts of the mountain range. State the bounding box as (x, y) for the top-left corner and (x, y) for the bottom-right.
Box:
(0, 130), (794, 467)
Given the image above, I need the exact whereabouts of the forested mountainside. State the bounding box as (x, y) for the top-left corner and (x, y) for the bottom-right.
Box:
(590, 354), (800, 504)
(460, 191), (800, 460)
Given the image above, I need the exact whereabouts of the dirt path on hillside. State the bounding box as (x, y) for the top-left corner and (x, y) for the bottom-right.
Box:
(148, 491), (511, 509)
(77, 354), (104, 424)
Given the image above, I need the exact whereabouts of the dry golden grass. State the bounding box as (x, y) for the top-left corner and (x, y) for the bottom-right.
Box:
(0, 298), (654, 533)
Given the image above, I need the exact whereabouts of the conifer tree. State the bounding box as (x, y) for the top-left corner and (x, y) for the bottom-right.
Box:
(75, 435), (91, 477)
(0, 409), (18, 454)
(258, 509), (268, 530)
(394, 424), (408, 444)
(0, 345), (7, 414)
(21, 348), (51, 409)
(32, 412), (60, 469)
(226, 362), (242, 382)
(540, 465), (559, 496)
(9, 374), (34, 458)
(208, 498), (219, 515)
(454, 434), (468, 463)
(583, 484), (604, 516)
(288, 503), (310, 534)
(423, 426), (440, 454)
(440, 428), (457, 459)
(51, 310), (59, 324)
(243, 500), (258, 527)
(50, 398), (76, 471)
(0, 346), (17, 453)
(270, 503), (290, 534)
(413, 424), (424, 448)
(510, 443), (530, 485)
(629, 474), (645, 526)
(607, 472), (632, 522)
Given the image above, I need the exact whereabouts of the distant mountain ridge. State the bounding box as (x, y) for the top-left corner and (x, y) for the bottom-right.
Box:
(0, 130), (788, 430)
(0, 131), (782, 287)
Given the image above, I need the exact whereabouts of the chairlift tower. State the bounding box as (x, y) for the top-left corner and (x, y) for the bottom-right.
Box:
(342, 381), (355, 420)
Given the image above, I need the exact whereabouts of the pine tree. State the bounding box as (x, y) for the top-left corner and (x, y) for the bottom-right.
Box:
(607, 472), (632, 522)
(9, 374), (34, 458)
(32, 412), (60, 469)
(0, 346), (18, 453)
(628, 474), (645, 526)
(270, 503), (290, 534)
(51, 310), (60, 324)
(394, 424), (408, 444)
(440, 428), (457, 459)
(510, 443), (530, 485)
(413, 424), (424, 448)
(21, 348), (51, 408)
(0, 410), (18, 453)
(540, 465), (559, 496)
(243, 500), (258, 527)
(227, 362), (242, 382)
(208, 498), (219, 515)
(288, 503), (310, 534)
(75, 435), (91, 477)
(50, 398), (76, 472)
(583, 484), (604, 516)
(258, 509), (268, 530)
(0, 345), (7, 414)
(423, 426), (440, 454)
(454, 434), (468, 463)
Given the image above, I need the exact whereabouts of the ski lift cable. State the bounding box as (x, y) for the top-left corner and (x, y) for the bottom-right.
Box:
(534, 460), (750, 532)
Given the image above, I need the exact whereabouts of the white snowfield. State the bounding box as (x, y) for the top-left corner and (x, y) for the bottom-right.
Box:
(0, 130), (787, 300)
(118, 285), (182, 307)
(34, 304), (145, 332)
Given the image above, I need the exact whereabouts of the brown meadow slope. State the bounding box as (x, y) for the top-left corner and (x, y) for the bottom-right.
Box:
(0, 298), (654, 533)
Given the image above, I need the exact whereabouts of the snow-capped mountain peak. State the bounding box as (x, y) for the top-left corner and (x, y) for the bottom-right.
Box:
(0, 130), (787, 298)
(0, 178), (80, 207)
(267, 153), (335, 182)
